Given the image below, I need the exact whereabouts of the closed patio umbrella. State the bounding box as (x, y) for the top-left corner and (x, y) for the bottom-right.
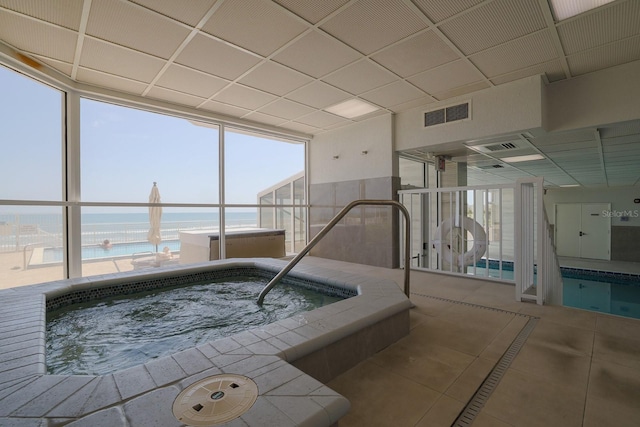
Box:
(147, 182), (162, 252)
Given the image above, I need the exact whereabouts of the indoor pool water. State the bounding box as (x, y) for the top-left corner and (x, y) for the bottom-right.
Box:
(469, 261), (640, 320)
(46, 277), (342, 375)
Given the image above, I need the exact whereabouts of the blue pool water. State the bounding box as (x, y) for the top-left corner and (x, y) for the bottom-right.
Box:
(470, 260), (640, 320)
(42, 240), (182, 263)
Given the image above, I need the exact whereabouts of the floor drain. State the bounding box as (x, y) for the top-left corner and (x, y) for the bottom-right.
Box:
(173, 374), (258, 426)
(452, 317), (538, 427)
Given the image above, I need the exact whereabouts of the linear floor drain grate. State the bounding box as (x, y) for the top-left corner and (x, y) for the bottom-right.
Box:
(452, 317), (538, 427)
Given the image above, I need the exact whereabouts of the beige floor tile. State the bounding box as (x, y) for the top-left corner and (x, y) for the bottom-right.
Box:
(415, 395), (465, 427)
(482, 368), (586, 427)
(517, 303), (598, 330)
(444, 357), (495, 403)
(593, 332), (640, 369)
(509, 340), (592, 390)
(409, 294), (456, 319)
(595, 314), (640, 340)
(479, 316), (529, 362)
(583, 358), (640, 427)
(471, 412), (514, 427)
(524, 318), (595, 356)
(370, 335), (475, 392)
(326, 359), (441, 427)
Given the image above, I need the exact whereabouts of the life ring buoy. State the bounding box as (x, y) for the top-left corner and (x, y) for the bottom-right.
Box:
(432, 216), (487, 267)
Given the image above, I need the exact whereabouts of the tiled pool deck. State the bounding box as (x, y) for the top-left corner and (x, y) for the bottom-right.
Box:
(0, 259), (412, 426)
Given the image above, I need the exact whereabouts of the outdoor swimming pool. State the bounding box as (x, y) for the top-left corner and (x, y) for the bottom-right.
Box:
(40, 240), (182, 263)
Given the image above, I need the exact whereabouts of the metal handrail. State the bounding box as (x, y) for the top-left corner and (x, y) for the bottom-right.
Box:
(257, 199), (411, 305)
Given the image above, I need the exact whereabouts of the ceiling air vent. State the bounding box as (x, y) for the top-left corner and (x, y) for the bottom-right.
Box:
(424, 102), (470, 128)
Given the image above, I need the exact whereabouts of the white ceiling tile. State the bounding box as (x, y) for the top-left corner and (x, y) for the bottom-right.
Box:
(281, 121), (321, 134)
(295, 110), (346, 128)
(146, 86), (208, 107)
(470, 30), (558, 78)
(76, 67), (147, 95)
(176, 34), (262, 80)
(320, 0), (427, 55)
(258, 99), (316, 120)
(32, 55), (73, 76)
(408, 60), (483, 94)
(238, 61), (313, 96)
(490, 60), (566, 85)
(130, 0), (218, 26)
(200, 100), (251, 117)
(388, 96), (435, 113)
(371, 30), (460, 78)
(272, 0), (350, 24)
(79, 37), (165, 82)
(567, 35), (640, 76)
(86, 0), (191, 59)
(272, 30), (361, 78)
(155, 64), (229, 98)
(433, 80), (491, 101)
(360, 81), (425, 108)
(212, 84), (278, 110)
(557, 0), (640, 55)
(0, 0), (84, 30)
(321, 59), (397, 94)
(242, 111), (287, 127)
(285, 81), (351, 109)
(0, 9), (77, 62)
(439, 0), (546, 55)
(412, 0), (485, 23)
(202, 0), (308, 57)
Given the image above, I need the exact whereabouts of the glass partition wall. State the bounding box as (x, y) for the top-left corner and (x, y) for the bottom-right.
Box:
(0, 64), (307, 289)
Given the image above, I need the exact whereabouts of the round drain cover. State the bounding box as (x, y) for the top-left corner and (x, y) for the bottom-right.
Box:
(173, 374), (259, 426)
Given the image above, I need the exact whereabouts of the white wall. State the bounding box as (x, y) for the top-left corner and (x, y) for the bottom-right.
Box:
(545, 60), (640, 132)
(545, 186), (640, 227)
(395, 75), (544, 151)
(309, 114), (393, 184)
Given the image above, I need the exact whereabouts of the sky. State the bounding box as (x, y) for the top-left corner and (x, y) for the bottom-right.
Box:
(0, 65), (305, 209)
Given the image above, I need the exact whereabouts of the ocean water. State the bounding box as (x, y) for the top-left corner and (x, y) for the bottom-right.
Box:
(0, 211), (257, 252)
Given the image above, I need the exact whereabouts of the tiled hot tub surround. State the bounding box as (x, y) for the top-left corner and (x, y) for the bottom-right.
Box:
(0, 258), (411, 426)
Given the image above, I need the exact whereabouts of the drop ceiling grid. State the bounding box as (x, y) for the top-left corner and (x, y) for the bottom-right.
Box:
(201, 0), (308, 57)
(200, 99), (251, 117)
(146, 86), (208, 107)
(238, 61), (314, 97)
(0, 0), (84, 31)
(320, 59), (398, 95)
(359, 80), (426, 108)
(34, 55), (73, 76)
(556, 0), (640, 55)
(469, 30), (558, 78)
(79, 37), (165, 83)
(432, 80), (490, 100)
(212, 84), (278, 111)
(175, 34), (262, 80)
(273, 0), (351, 25)
(295, 110), (347, 128)
(407, 59), (484, 94)
(257, 99), (317, 120)
(241, 111), (288, 127)
(566, 35), (640, 76)
(129, 0), (219, 27)
(76, 67), (148, 95)
(155, 64), (230, 98)
(285, 80), (352, 109)
(370, 30), (460, 78)
(0, 10), (78, 62)
(271, 30), (362, 79)
(437, 0), (547, 55)
(412, 0), (485, 23)
(85, 0), (191, 60)
(490, 60), (566, 85)
(319, 0), (428, 55)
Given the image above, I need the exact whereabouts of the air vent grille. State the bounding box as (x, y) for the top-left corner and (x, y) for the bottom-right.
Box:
(424, 102), (470, 127)
(485, 142), (517, 152)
